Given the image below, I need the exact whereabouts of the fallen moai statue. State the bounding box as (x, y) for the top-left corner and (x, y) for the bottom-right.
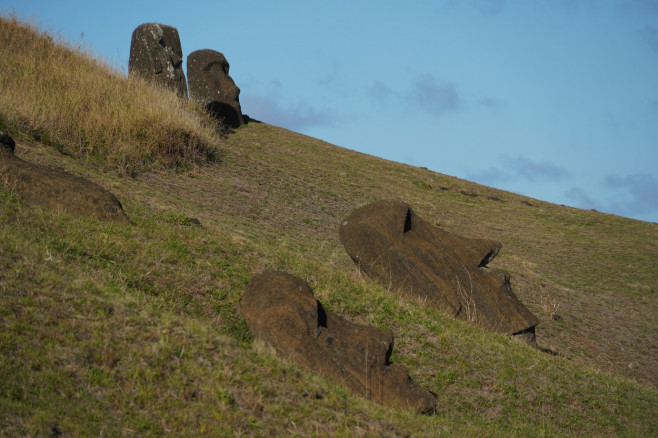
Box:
(187, 49), (244, 128)
(129, 23), (188, 97)
(0, 133), (130, 224)
(339, 200), (539, 341)
(242, 270), (436, 413)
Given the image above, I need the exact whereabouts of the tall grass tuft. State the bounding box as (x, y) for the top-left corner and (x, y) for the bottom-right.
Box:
(0, 15), (221, 174)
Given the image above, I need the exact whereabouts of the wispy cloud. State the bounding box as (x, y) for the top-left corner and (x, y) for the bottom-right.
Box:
(439, 0), (509, 16)
(469, 155), (571, 184)
(366, 71), (501, 115)
(604, 173), (658, 217)
(639, 25), (658, 53)
(566, 173), (658, 221)
(408, 73), (461, 115)
(649, 99), (658, 114)
(617, 0), (658, 15)
(511, 156), (571, 181)
(563, 0), (601, 15)
(477, 0), (507, 16)
(478, 97), (505, 109)
(365, 74), (462, 116)
(237, 78), (339, 130)
(565, 187), (601, 210)
(240, 95), (335, 130)
(366, 80), (394, 102)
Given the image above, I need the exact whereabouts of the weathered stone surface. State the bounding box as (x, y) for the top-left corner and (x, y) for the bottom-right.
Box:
(187, 49), (244, 128)
(129, 23), (187, 97)
(0, 135), (129, 223)
(339, 200), (539, 337)
(242, 271), (436, 413)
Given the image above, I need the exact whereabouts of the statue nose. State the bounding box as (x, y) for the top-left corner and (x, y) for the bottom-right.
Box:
(231, 82), (241, 98)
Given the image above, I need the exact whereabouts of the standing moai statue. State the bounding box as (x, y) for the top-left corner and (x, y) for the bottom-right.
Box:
(129, 23), (188, 97)
(187, 49), (244, 128)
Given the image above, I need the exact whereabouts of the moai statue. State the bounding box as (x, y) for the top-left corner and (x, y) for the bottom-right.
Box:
(129, 23), (188, 97)
(187, 49), (244, 128)
(242, 271), (436, 413)
(340, 200), (540, 342)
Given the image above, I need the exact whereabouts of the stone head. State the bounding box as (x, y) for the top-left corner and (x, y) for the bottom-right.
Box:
(129, 23), (188, 97)
(187, 49), (244, 128)
(339, 200), (539, 336)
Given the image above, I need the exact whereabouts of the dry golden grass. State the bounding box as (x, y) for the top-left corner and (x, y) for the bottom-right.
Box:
(0, 16), (220, 175)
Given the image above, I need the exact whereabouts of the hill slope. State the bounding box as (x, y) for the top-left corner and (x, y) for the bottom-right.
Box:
(1, 16), (657, 436)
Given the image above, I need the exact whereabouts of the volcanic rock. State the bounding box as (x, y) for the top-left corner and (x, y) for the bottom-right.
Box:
(242, 271), (436, 413)
(339, 200), (538, 338)
(129, 23), (187, 97)
(187, 49), (244, 128)
(0, 134), (129, 223)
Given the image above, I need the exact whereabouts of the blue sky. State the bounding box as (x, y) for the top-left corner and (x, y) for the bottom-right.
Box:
(3, 0), (658, 222)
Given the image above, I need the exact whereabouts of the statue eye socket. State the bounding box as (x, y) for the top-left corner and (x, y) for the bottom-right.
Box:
(404, 208), (412, 233)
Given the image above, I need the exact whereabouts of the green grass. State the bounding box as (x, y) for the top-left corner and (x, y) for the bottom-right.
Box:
(1, 15), (657, 437)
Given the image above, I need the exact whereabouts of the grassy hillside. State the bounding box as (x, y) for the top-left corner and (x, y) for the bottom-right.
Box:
(0, 16), (219, 175)
(1, 16), (657, 436)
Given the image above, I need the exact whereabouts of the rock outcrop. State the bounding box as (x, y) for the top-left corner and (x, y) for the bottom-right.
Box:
(339, 200), (538, 339)
(242, 270), (436, 413)
(129, 23), (187, 97)
(0, 133), (129, 223)
(187, 49), (244, 128)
